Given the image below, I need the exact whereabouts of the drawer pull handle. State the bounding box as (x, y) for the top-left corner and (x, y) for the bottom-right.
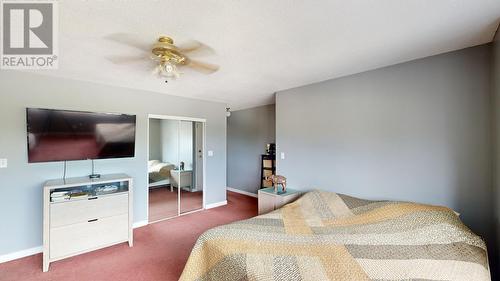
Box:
(88, 219), (98, 223)
(88, 197), (98, 200)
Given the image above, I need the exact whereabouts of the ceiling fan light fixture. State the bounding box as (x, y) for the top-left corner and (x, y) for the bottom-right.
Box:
(106, 34), (219, 80)
(160, 61), (181, 79)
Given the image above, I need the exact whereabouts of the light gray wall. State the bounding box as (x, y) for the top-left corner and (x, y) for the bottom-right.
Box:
(161, 119), (180, 166)
(227, 104), (275, 194)
(160, 120), (194, 169)
(179, 121), (194, 170)
(276, 45), (494, 250)
(148, 119), (162, 161)
(0, 71), (227, 256)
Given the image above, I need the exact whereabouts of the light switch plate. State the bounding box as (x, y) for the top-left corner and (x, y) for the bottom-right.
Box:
(0, 158), (7, 168)
(207, 150), (214, 157)
(280, 152), (285, 160)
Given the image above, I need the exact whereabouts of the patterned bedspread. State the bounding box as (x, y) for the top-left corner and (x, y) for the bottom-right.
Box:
(180, 190), (490, 281)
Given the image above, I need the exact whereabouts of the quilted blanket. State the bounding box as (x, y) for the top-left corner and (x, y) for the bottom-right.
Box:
(180, 190), (490, 281)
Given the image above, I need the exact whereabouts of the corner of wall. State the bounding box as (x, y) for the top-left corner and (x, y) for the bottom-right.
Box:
(490, 20), (500, 279)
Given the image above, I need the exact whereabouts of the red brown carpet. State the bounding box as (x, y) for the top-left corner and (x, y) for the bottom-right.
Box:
(148, 187), (203, 222)
(0, 191), (257, 281)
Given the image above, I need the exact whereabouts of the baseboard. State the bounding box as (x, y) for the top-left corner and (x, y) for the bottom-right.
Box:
(133, 220), (148, 229)
(0, 220), (149, 264)
(226, 187), (258, 198)
(0, 246), (42, 264)
(205, 200), (227, 209)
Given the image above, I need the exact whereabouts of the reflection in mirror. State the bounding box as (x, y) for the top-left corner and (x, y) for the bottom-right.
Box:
(148, 118), (180, 222)
(180, 121), (203, 214)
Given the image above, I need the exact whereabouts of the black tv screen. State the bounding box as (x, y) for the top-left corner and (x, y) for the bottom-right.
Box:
(27, 108), (136, 163)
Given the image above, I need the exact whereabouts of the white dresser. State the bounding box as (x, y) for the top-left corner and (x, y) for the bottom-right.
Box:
(170, 169), (193, 191)
(43, 174), (133, 272)
(258, 187), (302, 215)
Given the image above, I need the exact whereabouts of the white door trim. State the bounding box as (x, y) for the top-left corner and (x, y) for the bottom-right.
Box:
(148, 114), (206, 123)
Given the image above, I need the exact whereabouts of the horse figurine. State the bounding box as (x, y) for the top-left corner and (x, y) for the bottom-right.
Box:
(266, 174), (287, 193)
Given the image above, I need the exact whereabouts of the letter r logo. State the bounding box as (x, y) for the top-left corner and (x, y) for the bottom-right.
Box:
(2, 2), (53, 55)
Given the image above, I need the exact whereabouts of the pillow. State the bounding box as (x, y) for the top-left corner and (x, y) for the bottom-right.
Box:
(148, 160), (161, 168)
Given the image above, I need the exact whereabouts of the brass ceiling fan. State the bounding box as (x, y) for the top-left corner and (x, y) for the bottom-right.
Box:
(105, 34), (219, 80)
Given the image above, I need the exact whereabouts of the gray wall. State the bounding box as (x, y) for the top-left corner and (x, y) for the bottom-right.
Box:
(227, 104), (275, 194)
(493, 28), (500, 277)
(276, 45), (494, 251)
(0, 71), (227, 256)
(148, 119), (162, 160)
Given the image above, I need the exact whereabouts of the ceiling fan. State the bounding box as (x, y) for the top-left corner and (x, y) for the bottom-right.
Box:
(105, 34), (219, 79)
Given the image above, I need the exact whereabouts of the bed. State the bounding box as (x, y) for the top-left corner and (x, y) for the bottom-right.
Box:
(148, 160), (175, 189)
(95, 123), (135, 145)
(180, 190), (490, 281)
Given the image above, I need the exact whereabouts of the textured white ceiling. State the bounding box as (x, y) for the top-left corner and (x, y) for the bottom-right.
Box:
(34, 0), (500, 109)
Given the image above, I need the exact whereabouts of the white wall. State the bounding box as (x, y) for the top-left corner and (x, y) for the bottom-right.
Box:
(0, 71), (227, 256)
(276, 45), (493, 253)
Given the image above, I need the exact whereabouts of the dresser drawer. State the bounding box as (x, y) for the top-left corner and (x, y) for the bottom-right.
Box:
(258, 192), (276, 215)
(50, 213), (128, 259)
(50, 193), (128, 227)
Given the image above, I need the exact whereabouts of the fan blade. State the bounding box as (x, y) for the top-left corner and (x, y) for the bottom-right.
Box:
(106, 55), (148, 64)
(178, 40), (215, 56)
(185, 59), (219, 74)
(104, 33), (151, 52)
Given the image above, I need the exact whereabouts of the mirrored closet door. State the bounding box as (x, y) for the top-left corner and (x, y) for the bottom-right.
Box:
(179, 121), (204, 214)
(148, 118), (180, 222)
(148, 116), (204, 223)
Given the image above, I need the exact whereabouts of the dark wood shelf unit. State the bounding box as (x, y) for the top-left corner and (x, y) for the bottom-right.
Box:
(260, 154), (276, 189)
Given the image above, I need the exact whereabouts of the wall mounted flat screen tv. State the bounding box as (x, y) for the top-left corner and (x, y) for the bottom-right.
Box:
(27, 108), (136, 163)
